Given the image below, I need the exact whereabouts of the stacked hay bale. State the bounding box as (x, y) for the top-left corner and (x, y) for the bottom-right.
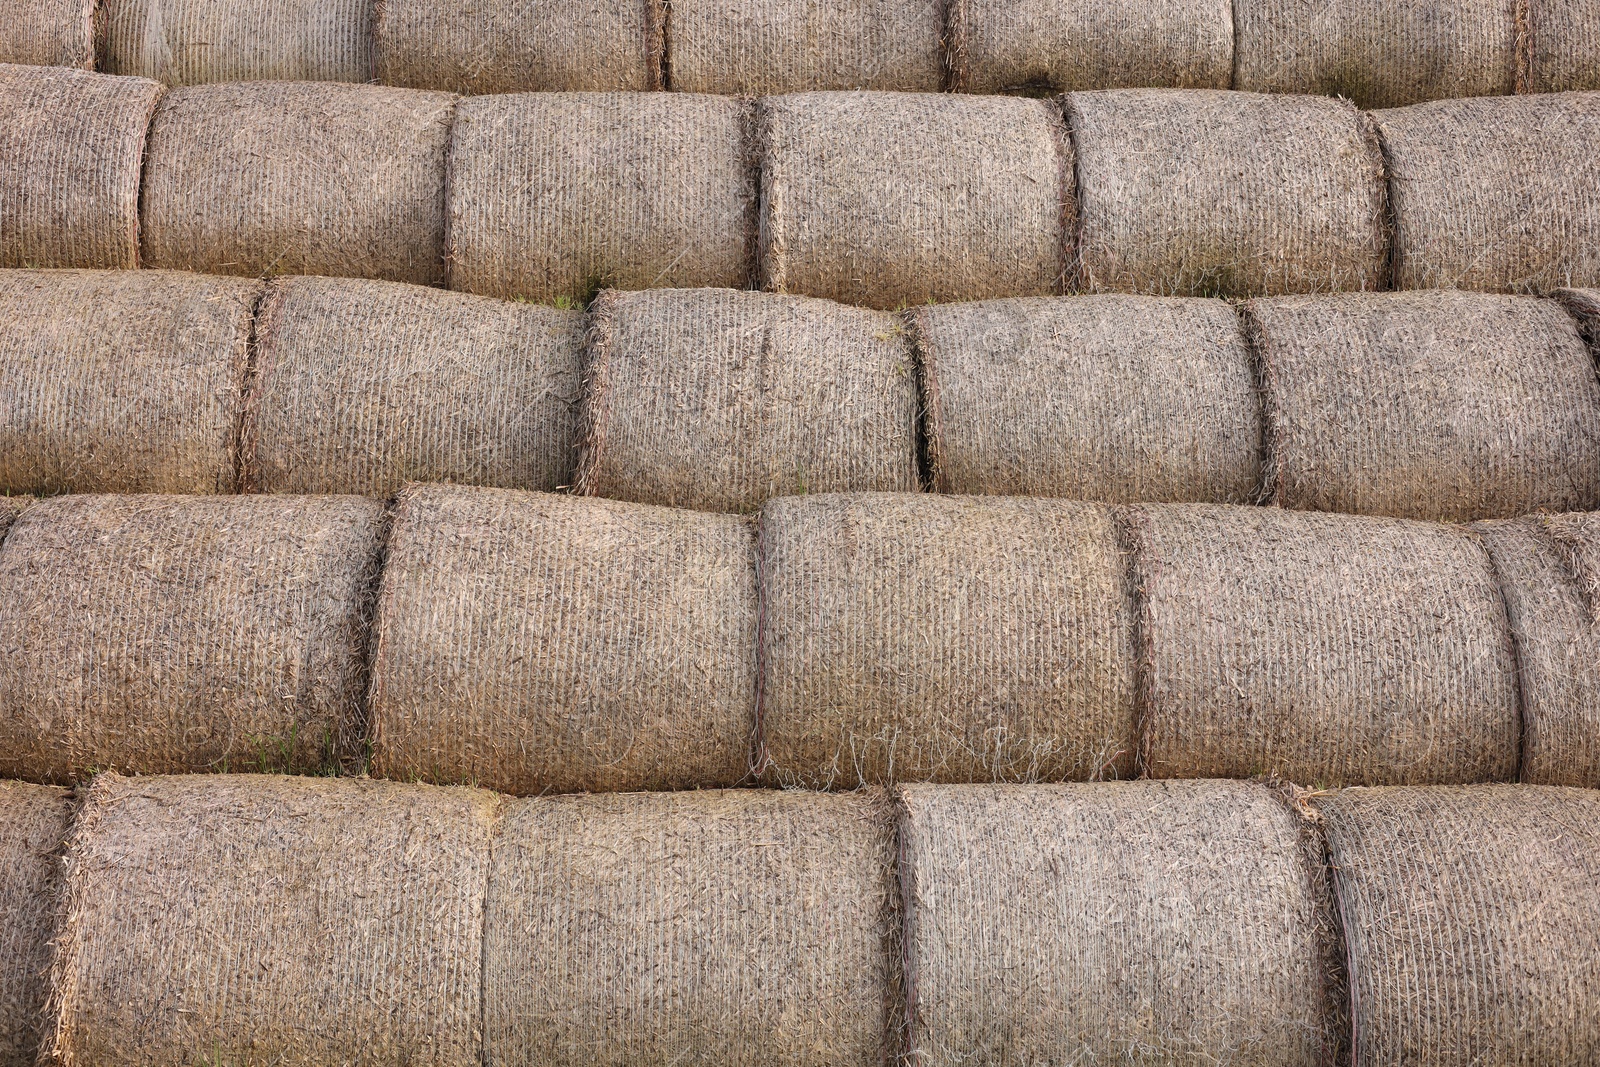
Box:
(1523, 0), (1600, 92)
(0, 0), (92, 67)
(97, 0), (374, 84)
(0, 781), (71, 1067)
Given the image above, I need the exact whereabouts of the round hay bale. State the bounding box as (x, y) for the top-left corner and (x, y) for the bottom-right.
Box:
(915, 294), (1261, 502)
(0, 268), (257, 495)
(1556, 285), (1600, 346)
(756, 91), (1067, 309)
(668, 0), (942, 95)
(140, 81), (455, 285)
(0, 780), (71, 1067)
(369, 484), (756, 795)
(0, 64), (160, 270)
(1376, 92), (1600, 293)
(447, 92), (755, 303)
(1316, 784), (1600, 1066)
(574, 287), (920, 513)
(1069, 88), (1389, 298)
(1129, 504), (1520, 785)
(45, 773), (499, 1067)
(243, 275), (582, 497)
(98, 0), (373, 85)
(485, 788), (900, 1067)
(0, 493), (384, 783)
(1524, 0), (1600, 92)
(900, 780), (1343, 1067)
(1250, 291), (1600, 521)
(948, 0), (1232, 93)
(758, 493), (1136, 788)
(374, 0), (660, 93)
(0, 0), (92, 68)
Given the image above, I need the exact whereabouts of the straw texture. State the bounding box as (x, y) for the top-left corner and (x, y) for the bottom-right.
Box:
(1070, 89), (1388, 297)
(1524, 0), (1600, 92)
(0, 0), (92, 67)
(0, 781), (71, 1067)
(98, 0), (374, 84)
(0, 494), (383, 782)
(448, 92), (755, 303)
(1562, 286), (1600, 346)
(141, 81), (455, 285)
(370, 485), (756, 795)
(759, 494), (1136, 788)
(575, 287), (920, 512)
(1377, 92), (1600, 292)
(1317, 785), (1600, 1067)
(900, 781), (1342, 1067)
(757, 91), (1066, 309)
(916, 295), (1260, 502)
(1250, 291), (1600, 521)
(0, 268), (257, 495)
(0, 65), (159, 270)
(485, 788), (900, 1067)
(0, 498), (24, 540)
(1130, 504), (1519, 785)
(244, 275), (582, 496)
(46, 773), (499, 1067)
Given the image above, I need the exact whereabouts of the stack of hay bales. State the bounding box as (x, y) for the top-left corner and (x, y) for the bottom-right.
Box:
(0, 781), (71, 1067)
(0, 1), (92, 68)
(97, 0), (374, 84)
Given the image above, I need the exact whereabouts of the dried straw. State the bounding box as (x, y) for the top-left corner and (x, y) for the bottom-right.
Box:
(1523, 0), (1600, 92)
(1, 0), (92, 67)
(97, 0), (374, 84)
(0, 780), (71, 1067)
(1556, 285), (1600, 346)
(0, 497), (24, 539)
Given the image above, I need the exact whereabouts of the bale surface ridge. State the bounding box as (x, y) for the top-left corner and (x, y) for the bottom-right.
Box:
(0, 780), (71, 1067)
(98, 0), (374, 84)
(0, 0), (93, 67)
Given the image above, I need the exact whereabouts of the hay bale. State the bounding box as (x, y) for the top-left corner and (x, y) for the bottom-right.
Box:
(485, 788), (899, 1067)
(575, 287), (920, 512)
(45, 773), (498, 1067)
(0, 0), (92, 67)
(669, 0), (942, 95)
(447, 92), (755, 303)
(1069, 89), (1389, 297)
(141, 81), (455, 285)
(374, 0), (659, 93)
(0, 497), (24, 540)
(0, 65), (160, 270)
(244, 275), (582, 497)
(369, 484), (756, 795)
(1376, 92), (1600, 293)
(1316, 784), (1600, 1066)
(0, 780), (71, 1067)
(1250, 291), (1600, 521)
(98, 0), (373, 84)
(0, 494), (383, 782)
(1524, 0), (1600, 92)
(901, 780), (1342, 1066)
(948, 0), (1232, 93)
(759, 493), (1136, 787)
(757, 91), (1066, 309)
(915, 295), (1260, 502)
(1129, 504), (1519, 785)
(0, 268), (257, 495)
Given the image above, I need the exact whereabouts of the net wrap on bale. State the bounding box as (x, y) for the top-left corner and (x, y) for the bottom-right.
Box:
(0, 0), (92, 68)
(1523, 0), (1600, 92)
(97, 0), (374, 85)
(0, 781), (71, 1067)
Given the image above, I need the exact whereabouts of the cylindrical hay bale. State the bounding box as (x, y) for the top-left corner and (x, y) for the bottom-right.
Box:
(374, 0), (659, 94)
(575, 287), (920, 512)
(0, 494), (383, 782)
(46, 773), (499, 1067)
(244, 275), (582, 497)
(1525, 0), (1600, 93)
(447, 92), (755, 303)
(0, 65), (159, 270)
(1317, 785), (1600, 1067)
(916, 295), (1261, 502)
(759, 493), (1136, 788)
(1250, 291), (1600, 521)
(669, 0), (942, 95)
(1129, 504), (1519, 785)
(0, 268), (257, 495)
(757, 91), (1066, 309)
(98, 0), (373, 85)
(141, 82), (455, 285)
(0, 1), (92, 67)
(370, 485), (756, 795)
(948, 0), (1232, 93)
(0, 781), (71, 1067)
(1069, 89), (1388, 298)
(901, 781), (1343, 1067)
(485, 788), (899, 1067)
(1377, 92), (1600, 293)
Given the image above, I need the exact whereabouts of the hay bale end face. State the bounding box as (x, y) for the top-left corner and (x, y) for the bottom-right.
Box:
(97, 0), (374, 85)
(46, 773), (498, 1067)
(1525, 0), (1600, 92)
(0, 0), (92, 68)
(575, 287), (920, 512)
(759, 493), (1136, 788)
(0, 268), (257, 496)
(370, 485), (756, 795)
(0, 494), (384, 783)
(758, 91), (1067, 309)
(140, 81), (455, 285)
(485, 788), (900, 1067)
(916, 295), (1261, 502)
(1069, 89), (1388, 297)
(1130, 504), (1519, 785)
(0, 780), (71, 1067)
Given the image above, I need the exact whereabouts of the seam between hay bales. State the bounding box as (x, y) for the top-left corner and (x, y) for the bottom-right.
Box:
(1116, 505), (1158, 778)
(1270, 783), (1353, 1067)
(363, 484), (419, 779)
(571, 289), (621, 497)
(904, 307), (941, 492)
(233, 278), (274, 494)
(476, 791), (505, 1067)
(1355, 107), (1396, 293)
(1059, 94), (1089, 293)
(1049, 96), (1075, 295)
(40, 775), (112, 1067)
(441, 96), (462, 291)
(738, 98), (762, 290)
(753, 99), (784, 294)
(346, 501), (394, 774)
(1472, 526), (1532, 782)
(646, 0), (668, 91)
(1513, 0), (1532, 93)
(1239, 300), (1286, 505)
(892, 790), (921, 1066)
(129, 78), (163, 270)
(942, 0), (967, 91)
